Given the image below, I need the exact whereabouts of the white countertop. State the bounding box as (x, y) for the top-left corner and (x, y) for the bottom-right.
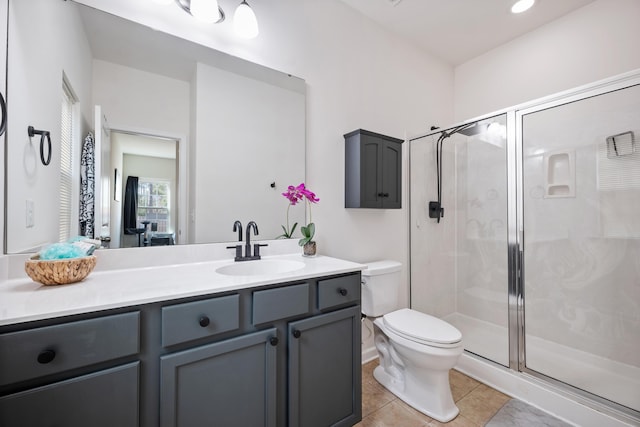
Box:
(0, 248), (364, 326)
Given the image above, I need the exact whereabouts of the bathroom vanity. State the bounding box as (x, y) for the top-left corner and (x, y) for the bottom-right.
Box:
(0, 249), (363, 427)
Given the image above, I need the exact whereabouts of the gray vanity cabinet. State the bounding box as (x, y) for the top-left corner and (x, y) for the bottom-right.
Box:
(288, 306), (362, 427)
(0, 271), (362, 427)
(160, 328), (278, 427)
(345, 129), (403, 209)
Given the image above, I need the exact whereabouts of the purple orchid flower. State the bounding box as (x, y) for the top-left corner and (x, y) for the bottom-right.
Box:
(278, 183), (320, 242)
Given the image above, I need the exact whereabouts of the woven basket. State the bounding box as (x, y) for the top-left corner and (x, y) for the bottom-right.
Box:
(25, 255), (97, 286)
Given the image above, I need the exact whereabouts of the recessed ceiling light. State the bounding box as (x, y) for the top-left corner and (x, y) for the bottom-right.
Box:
(511, 0), (535, 14)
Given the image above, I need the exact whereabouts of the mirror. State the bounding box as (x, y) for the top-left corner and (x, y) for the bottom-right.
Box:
(4, 0), (306, 253)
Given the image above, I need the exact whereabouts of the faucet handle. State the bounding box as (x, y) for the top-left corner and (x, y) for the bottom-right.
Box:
(253, 243), (269, 258)
(226, 244), (243, 261)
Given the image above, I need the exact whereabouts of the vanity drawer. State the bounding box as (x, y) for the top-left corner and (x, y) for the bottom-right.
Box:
(253, 283), (309, 325)
(317, 274), (361, 310)
(0, 311), (140, 387)
(162, 294), (240, 347)
(0, 362), (139, 427)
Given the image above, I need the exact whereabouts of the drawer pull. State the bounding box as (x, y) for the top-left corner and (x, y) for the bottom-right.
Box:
(269, 336), (279, 346)
(198, 316), (211, 327)
(338, 288), (348, 296)
(37, 349), (56, 364)
(292, 329), (302, 339)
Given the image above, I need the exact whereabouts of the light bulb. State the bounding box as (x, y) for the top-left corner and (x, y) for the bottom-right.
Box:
(191, 0), (222, 23)
(234, 1), (259, 39)
(511, 0), (535, 14)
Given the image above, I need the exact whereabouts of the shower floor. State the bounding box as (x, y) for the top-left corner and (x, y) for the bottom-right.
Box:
(445, 312), (640, 413)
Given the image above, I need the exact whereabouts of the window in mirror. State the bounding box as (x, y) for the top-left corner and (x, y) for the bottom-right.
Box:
(137, 179), (171, 233)
(59, 79), (78, 242)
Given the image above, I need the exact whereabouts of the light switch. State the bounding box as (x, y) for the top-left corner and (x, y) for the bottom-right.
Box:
(26, 199), (34, 228)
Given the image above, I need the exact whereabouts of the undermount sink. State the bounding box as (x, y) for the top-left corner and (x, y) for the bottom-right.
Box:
(215, 259), (306, 276)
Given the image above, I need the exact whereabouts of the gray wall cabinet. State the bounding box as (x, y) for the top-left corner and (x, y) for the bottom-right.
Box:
(345, 129), (403, 209)
(0, 272), (361, 427)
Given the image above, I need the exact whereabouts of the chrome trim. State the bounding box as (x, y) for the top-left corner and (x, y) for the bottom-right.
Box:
(515, 107), (526, 372)
(506, 110), (519, 371)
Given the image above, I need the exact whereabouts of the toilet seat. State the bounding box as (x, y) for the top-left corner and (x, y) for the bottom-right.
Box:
(383, 308), (462, 348)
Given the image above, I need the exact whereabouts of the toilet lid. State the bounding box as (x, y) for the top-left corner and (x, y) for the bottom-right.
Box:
(383, 308), (462, 346)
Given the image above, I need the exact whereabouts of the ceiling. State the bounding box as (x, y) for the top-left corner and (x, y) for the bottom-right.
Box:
(338, 0), (596, 65)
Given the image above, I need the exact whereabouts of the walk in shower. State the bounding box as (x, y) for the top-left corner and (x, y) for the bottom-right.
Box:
(409, 73), (640, 423)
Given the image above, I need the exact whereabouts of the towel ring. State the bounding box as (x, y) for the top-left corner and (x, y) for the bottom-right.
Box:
(28, 126), (52, 166)
(0, 92), (6, 137)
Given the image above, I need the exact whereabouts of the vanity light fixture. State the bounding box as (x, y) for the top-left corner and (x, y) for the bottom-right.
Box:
(233, 0), (259, 39)
(169, 0), (259, 38)
(511, 0), (535, 14)
(176, 0), (225, 24)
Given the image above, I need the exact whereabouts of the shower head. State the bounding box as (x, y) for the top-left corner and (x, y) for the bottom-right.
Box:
(456, 122), (489, 137)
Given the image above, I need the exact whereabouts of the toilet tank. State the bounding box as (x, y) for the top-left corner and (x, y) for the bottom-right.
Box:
(361, 260), (402, 317)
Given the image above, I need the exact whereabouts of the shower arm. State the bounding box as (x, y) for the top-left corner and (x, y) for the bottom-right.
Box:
(431, 123), (479, 224)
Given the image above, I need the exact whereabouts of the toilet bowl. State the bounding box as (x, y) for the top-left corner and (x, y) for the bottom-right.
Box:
(372, 309), (463, 422)
(362, 261), (463, 422)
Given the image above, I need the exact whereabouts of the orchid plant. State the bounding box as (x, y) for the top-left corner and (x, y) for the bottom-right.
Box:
(278, 183), (320, 246)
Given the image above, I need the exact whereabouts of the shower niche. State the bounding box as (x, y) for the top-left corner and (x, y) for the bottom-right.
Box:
(543, 150), (575, 198)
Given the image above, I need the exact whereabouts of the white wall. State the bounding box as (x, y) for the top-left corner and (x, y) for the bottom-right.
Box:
(92, 59), (190, 137)
(454, 0), (640, 121)
(192, 62), (305, 243)
(5, 0), (93, 253)
(76, 0), (454, 309)
(0, 0), (7, 255)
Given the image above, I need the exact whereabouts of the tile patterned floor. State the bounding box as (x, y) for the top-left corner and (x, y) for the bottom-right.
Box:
(356, 360), (511, 427)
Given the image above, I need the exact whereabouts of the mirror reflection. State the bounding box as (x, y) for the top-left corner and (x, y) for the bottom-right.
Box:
(5, 0), (306, 253)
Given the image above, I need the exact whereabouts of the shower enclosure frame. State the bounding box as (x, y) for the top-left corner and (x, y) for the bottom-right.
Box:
(408, 68), (640, 425)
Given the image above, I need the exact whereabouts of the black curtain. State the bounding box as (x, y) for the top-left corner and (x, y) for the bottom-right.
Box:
(123, 176), (139, 234)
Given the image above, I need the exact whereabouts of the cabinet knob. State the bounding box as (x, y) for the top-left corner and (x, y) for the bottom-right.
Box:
(292, 329), (302, 338)
(377, 192), (389, 198)
(199, 316), (210, 327)
(269, 336), (279, 346)
(338, 287), (348, 296)
(37, 349), (56, 364)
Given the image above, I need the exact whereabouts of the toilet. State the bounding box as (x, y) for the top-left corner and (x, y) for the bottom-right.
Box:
(362, 261), (463, 423)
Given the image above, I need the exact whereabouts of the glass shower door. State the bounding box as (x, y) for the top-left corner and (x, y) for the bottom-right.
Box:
(520, 83), (640, 412)
(410, 114), (510, 367)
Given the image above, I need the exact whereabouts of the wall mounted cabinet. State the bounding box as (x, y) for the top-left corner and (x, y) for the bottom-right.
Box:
(345, 129), (403, 209)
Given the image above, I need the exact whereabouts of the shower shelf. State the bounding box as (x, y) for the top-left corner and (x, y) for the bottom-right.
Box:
(544, 150), (575, 198)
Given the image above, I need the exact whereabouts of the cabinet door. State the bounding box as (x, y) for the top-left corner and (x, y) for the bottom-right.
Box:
(361, 135), (383, 208)
(160, 328), (278, 427)
(381, 140), (402, 208)
(0, 362), (139, 427)
(288, 306), (362, 427)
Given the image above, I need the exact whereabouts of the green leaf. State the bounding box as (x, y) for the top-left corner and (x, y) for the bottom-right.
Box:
(298, 236), (311, 246)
